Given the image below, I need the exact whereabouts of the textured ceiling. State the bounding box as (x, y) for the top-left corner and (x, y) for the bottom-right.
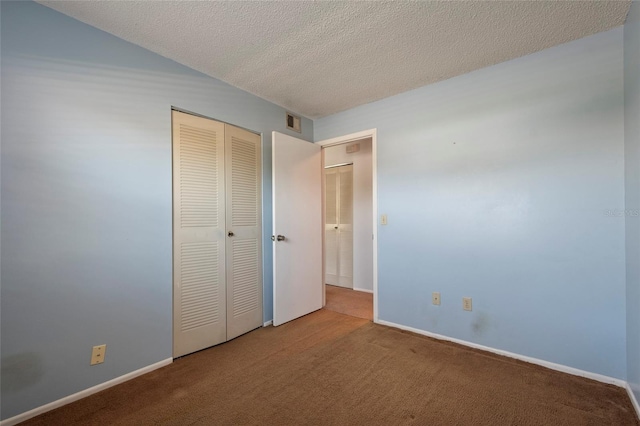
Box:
(38, 1), (630, 119)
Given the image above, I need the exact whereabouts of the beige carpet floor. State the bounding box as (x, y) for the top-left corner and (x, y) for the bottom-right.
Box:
(23, 310), (639, 425)
(324, 284), (373, 320)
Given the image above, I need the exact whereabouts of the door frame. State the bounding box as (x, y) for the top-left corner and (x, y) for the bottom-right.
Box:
(317, 129), (378, 322)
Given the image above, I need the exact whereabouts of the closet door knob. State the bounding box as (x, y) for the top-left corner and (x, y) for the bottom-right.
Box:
(228, 231), (234, 237)
(276, 235), (285, 241)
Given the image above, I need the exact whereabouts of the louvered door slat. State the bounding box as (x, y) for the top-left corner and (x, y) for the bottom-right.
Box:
(232, 240), (259, 317)
(173, 111), (226, 357)
(225, 126), (263, 340)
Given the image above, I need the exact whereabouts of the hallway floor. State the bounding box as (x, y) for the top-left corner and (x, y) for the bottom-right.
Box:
(324, 284), (373, 320)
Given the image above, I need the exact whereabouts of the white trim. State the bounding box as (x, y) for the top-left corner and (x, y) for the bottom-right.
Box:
(316, 129), (378, 323)
(263, 320), (273, 327)
(628, 383), (640, 420)
(0, 358), (173, 426)
(353, 287), (373, 294)
(371, 131), (378, 323)
(316, 129), (376, 148)
(375, 319), (626, 388)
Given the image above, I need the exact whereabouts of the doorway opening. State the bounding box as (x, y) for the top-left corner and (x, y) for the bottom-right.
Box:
(319, 133), (376, 321)
(270, 129), (377, 327)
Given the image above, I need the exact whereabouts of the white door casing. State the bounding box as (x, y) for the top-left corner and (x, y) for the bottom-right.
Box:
(317, 129), (378, 322)
(272, 131), (323, 326)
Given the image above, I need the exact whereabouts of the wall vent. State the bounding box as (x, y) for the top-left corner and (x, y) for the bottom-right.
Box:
(286, 112), (301, 133)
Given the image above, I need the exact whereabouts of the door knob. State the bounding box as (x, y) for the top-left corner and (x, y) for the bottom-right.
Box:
(228, 231), (234, 237)
(276, 235), (285, 241)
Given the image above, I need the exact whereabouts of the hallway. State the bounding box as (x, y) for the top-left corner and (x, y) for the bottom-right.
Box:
(323, 285), (373, 320)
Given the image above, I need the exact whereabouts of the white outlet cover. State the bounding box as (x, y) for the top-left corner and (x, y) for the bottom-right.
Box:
(463, 297), (472, 311)
(91, 344), (107, 365)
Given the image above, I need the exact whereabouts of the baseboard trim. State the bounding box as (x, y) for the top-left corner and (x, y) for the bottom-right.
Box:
(353, 287), (373, 294)
(0, 358), (173, 426)
(375, 319), (626, 388)
(263, 320), (273, 327)
(628, 383), (640, 420)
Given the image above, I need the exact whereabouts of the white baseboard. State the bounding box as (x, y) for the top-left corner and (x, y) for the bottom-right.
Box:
(353, 287), (373, 294)
(375, 319), (626, 388)
(628, 383), (640, 420)
(263, 320), (273, 327)
(0, 358), (173, 426)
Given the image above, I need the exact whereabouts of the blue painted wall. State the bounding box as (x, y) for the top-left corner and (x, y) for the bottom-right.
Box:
(625, 0), (640, 406)
(315, 29), (627, 379)
(0, 1), (312, 419)
(1, 0), (634, 421)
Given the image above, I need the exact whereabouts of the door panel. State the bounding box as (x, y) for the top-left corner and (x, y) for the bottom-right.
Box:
(225, 125), (263, 340)
(324, 165), (353, 288)
(272, 132), (322, 326)
(325, 169), (338, 285)
(173, 111), (226, 357)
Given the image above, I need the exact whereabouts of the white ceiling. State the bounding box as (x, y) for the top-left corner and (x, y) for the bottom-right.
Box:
(39, 1), (630, 119)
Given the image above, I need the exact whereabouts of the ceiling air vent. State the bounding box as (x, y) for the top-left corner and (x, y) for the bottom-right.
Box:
(286, 112), (301, 133)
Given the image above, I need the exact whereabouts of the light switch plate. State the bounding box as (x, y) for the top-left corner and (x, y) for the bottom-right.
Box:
(381, 214), (388, 225)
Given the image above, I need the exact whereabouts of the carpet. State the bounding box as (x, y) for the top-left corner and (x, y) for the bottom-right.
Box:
(23, 309), (639, 425)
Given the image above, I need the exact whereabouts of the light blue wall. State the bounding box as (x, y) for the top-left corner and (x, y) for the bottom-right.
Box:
(0, 1), (311, 419)
(316, 29), (627, 379)
(625, 0), (640, 405)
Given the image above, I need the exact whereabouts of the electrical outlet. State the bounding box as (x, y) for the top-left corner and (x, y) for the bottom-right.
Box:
(432, 292), (441, 306)
(463, 297), (472, 311)
(381, 214), (388, 225)
(91, 344), (106, 365)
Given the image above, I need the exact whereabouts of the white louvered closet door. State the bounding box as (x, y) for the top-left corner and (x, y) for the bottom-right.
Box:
(324, 165), (353, 288)
(225, 124), (263, 340)
(173, 111), (227, 358)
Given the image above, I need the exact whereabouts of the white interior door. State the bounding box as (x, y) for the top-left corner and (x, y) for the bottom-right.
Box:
(325, 168), (339, 285)
(173, 111), (227, 357)
(272, 131), (322, 326)
(324, 165), (353, 288)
